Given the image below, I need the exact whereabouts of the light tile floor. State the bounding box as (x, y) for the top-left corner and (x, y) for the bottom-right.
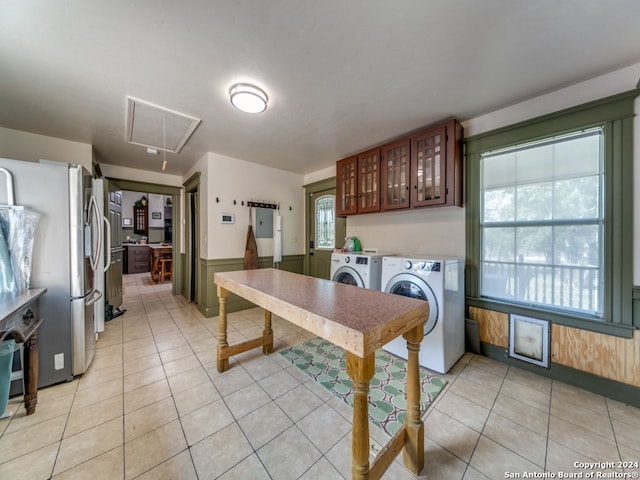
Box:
(1, 273), (639, 479)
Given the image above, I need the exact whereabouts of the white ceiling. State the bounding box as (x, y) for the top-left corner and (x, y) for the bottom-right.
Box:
(1, 1), (640, 176)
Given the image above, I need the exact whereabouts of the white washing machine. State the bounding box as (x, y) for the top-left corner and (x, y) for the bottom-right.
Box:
(330, 252), (391, 290)
(381, 255), (465, 374)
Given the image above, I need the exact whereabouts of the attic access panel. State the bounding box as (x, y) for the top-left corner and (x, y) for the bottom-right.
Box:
(125, 96), (201, 153)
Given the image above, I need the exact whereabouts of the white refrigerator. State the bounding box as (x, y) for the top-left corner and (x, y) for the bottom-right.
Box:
(0, 158), (102, 387)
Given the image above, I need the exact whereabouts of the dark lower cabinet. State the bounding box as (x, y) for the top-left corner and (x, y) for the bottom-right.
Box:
(124, 245), (150, 274)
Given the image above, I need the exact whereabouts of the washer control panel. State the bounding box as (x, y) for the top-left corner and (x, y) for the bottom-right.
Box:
(404, 261), (441, 272)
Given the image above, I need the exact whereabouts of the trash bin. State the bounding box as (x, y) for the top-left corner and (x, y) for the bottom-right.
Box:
(465, 319), (481, 354)
(0, 339), (15, 418)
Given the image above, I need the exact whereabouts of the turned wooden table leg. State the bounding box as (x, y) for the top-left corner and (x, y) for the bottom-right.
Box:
(216, 285), (229, 372)
(23, 333), (39, 415)
(402, 323), (425, 474)
(346, 352), (375, 480)
(263, 310), (273, 354)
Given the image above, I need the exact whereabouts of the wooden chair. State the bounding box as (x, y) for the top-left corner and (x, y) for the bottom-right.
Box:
(158, 258), (173, 283)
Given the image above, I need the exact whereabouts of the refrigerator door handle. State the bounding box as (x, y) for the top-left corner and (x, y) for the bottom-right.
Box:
(85, 289), (103, 306)
(88, 195), (102, 272)
(103, 215), (111, 272)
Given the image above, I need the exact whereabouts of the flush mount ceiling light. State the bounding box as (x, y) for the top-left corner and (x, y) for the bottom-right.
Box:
(229, 83), (268, 113)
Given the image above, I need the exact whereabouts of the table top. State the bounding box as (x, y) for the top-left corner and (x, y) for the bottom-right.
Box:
(0, 288), (47, 322)
(148, 244), (172, 251)
(214, 268), (428, 357)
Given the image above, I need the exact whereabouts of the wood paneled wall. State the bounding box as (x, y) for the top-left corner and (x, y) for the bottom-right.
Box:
(468, 307), (509, 348)
(468, 307), (640, 387)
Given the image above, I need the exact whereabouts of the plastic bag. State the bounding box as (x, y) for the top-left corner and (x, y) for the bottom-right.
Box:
(0, 207), (41, 294)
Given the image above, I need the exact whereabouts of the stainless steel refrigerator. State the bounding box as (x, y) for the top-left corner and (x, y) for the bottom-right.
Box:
(0, 158), (102, 387)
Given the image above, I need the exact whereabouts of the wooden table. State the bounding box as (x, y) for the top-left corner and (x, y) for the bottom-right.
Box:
(0, 288), (46, 415)
(148, 244), (172, 282)
(214, 269), (428, 480)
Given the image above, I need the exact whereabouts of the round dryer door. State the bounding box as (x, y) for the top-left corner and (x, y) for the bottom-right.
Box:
(332, 266), (364, 288)
(385, 273), (439, 336)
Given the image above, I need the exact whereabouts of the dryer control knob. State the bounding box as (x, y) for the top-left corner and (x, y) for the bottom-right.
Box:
(345, 256), (351, 263)
(418, 261), (427, 270)
(404, 260), (413, 270)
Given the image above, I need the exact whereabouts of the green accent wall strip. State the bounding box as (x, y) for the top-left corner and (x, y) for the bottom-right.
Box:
(481, 342), (640, 408)
(465, 297), (636, 339)
(633, 286), (640, 328)
(196, 255), (305, 317)
(105, 178), (182, 195)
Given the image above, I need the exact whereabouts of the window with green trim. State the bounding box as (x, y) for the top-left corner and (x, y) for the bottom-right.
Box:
(465, 89), (637, 334)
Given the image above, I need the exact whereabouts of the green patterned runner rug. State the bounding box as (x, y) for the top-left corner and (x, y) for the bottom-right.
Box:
(279, 337), (447, 436)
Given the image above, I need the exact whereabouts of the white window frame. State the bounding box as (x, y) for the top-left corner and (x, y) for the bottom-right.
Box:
(479, 128), (605, 318)
(315, 194), (335, 250)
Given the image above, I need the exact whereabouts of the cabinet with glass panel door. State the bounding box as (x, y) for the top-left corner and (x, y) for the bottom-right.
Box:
(357, 148), (381, 213)
(336, 156), (358, 216)
(411, 119), (463, 208)
(336, 149), (381, 215)
(381, 138), (411, 210)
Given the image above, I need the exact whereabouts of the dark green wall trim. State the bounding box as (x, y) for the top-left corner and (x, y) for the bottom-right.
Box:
(195, 255), (305, 317)
(466, 297), (635, 339)
(303, 176), (336, 191)
(633, 286), (640, 328)
(481, 342), (640, 408)
(183, 171), (200, 190)
(105, 178), (182, 195)
(465, 88), (639, 335)
(464, 88), (638, 151)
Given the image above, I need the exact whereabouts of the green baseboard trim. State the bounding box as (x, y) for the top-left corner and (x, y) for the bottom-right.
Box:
(197, 254), (305, 318)
(481, 342), (640, 408)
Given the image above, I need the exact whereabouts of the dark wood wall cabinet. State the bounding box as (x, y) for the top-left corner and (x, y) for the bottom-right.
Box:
(134, 206), (148, 234)
(336, 119), (463, 216)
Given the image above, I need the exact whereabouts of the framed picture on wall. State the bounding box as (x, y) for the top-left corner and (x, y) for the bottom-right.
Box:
(152, 212), (162, 219)
(123, 218), (132, 226)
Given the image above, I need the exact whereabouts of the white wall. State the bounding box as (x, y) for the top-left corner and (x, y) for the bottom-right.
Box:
(148, 193), (165, 228)
(204, 153), (305, 260)
(304, 63), (640, 279)
(0, 126), (92, 170)
(346, 207), (466, 257)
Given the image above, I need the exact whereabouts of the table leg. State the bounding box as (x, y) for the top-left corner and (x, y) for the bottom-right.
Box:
(216, 285), (229, 372)
(23, 333), (39, 415)
(263, 310), (273, 354)
(402, 323), (425, 474)
(346, 352), (375, 480)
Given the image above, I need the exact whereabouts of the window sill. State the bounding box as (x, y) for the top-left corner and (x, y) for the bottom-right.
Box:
(466, 296), (636, 339)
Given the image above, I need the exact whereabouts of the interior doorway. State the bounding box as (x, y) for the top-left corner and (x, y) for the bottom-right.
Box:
(105, 178), (182, 295)
(184, 173), (200, 304)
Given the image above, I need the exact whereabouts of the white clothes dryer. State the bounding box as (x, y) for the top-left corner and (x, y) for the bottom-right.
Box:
(381, 255), (465, 374)
(330, 252), (390, 290)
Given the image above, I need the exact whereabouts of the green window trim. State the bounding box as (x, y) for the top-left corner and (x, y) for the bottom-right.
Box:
(465, 88), (639, 337)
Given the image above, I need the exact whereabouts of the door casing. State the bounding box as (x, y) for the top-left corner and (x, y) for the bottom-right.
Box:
(304, 177), (345, 279)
